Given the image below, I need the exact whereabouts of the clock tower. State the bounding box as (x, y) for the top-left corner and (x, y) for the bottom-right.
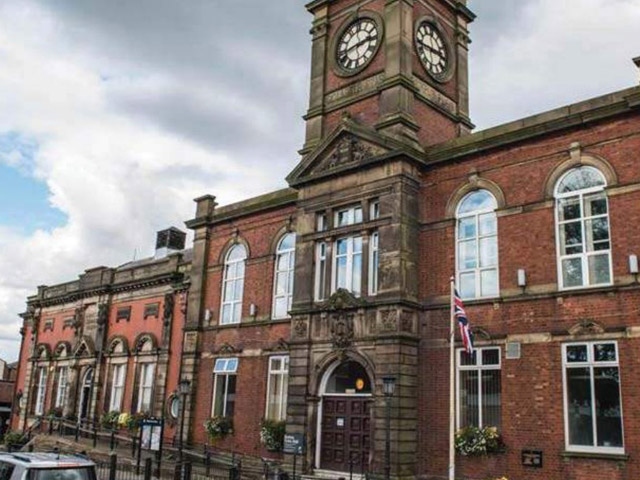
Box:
(301, 0), (475, 153)
(284, 1), (475, 477)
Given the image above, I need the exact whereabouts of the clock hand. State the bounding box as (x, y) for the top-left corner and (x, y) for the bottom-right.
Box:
(421, 44), (443, 59)
(344, 35), (374, 54)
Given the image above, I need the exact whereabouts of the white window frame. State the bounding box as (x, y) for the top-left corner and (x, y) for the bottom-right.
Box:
(265, 355), (289, 421)
(554, 167), (612, 290)
(562, 341), (624, 454)
(334, 205), (363, 228)
(110, 363), (126, 412)
(35, 367), (48, 416)
(332, 235), (363, 296)
(455, 190), (499, 300)
(55, 367), (68, 408)
(456, 347), (501, 429)
(368, 232), (379, 295)
(315, 242), (327, 301)
(137, 363), (155, 413)
(369, 199), (380, 220)
(212, 358), (238, 417)
(272, 233), (296, 319)
(316, 213), (327, 232)
(221, 244), (247, 325)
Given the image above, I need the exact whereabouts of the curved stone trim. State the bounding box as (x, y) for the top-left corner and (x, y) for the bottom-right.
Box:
(543, 142), (618, 199)
(445, 174), (506, 219)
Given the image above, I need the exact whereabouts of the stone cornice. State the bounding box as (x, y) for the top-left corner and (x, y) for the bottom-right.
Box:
(426, 86), (640, 166)
(29, 271), (184, 308)
(185, 188), (297, 229)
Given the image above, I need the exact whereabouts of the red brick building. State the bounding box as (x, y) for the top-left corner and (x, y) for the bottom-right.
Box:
(14, 1), (640, 479)
(13, 228), (190, 445)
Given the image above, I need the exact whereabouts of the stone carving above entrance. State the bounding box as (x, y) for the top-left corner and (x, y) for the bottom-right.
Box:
(317, 135), (374, 173)
(322, 288), (365, 311)
(330, 312), (354, 350)
(294, 319), (308, 339)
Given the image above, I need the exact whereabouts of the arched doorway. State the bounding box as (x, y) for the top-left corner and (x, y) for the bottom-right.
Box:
(78, 368), (93, 420)
(317, 360), (373, 473)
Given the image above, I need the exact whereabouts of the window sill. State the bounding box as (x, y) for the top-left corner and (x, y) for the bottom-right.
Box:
(561, 450), (628, 462)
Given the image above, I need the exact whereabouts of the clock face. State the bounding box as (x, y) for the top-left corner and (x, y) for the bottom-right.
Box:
(416, 21), (449, 79)
(336, 18), (379, 73)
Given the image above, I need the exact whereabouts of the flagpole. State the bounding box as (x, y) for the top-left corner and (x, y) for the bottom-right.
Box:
(449, 276), (456, 480)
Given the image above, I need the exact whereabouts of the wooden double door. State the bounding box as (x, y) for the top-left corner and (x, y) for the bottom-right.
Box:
(320, 396), (371, 472)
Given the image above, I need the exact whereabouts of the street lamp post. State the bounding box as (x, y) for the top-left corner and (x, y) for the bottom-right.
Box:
(382, 376), (396, 480)
(178, 379), (191, 464)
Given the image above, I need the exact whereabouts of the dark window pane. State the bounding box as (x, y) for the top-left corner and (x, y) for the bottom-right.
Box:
(481, 369), (501, 429)
(482, 349), (499, 366)
(567, 367), (594, 446)
(566, 345), (588, 363)
(459, 370), (479, 428)
(460, 350), (477, 366)
(594, 343), (616, 362)
(594, 367), (622, 447)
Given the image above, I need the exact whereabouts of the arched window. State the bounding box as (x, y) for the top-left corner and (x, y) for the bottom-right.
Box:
(555, 166), (611, 289)
(456, 190), (499, 299)
(273, 233), (296, 319)
(221, 244), (247, 325)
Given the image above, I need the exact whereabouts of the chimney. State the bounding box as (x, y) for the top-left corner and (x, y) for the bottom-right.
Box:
(634, 56), (640, 83)
(155, 227), (186, 259)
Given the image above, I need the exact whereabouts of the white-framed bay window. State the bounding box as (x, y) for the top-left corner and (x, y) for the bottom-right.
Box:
(555, 166), (611, 289)
(333, 236), (363, 295)
(34, 367), (48, 416)
(563, 341), (623, 452)
(369, 232), (379, 295)
(221, 244), (247, 325)
(137, 363), (155, 413)
(315, 242), (327, 301)
(335, 205), (363, 227)
(265, 356), (289, 421)
(457, 347), (501, 429)
(273, 233), (296, 319)
(456, 190), (499, 299)
(110, 363), (126, 412)
(55, 367), (69, 408)
(213, 358), (238, 417)
(314, 202), (383, 300)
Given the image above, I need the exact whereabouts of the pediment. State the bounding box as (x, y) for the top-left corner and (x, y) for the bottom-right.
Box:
(287, 117), (420, 187)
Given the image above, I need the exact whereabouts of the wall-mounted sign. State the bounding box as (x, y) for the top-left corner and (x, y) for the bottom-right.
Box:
(521, 450), (542, 468)
(283, 433), (305, 455)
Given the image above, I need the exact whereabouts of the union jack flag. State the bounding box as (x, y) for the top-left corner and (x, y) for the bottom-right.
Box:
(454, 289), (474, 354)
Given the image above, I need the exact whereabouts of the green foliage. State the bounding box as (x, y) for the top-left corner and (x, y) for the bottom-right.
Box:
(455, 425), (504, 456)
(100, 411), (120, 429)
(2, 431), (24, 446)
(115, 411), (149, 431)
(47, 407), (63, 418)
(260, 419), (286, 452)
(204, 416), (233, 441)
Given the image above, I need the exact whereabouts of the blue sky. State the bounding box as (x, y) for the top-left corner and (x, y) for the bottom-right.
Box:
(0, 133), (67, 234)
(0, 0), (639, 362)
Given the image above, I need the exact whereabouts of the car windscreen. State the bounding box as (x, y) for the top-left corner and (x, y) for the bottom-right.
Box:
(29, 467), (94, 480)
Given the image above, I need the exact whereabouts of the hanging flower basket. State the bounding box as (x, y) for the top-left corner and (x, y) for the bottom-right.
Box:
(260, 419), (286, 452)
(204, 416), (233, 442)
(100, 411), (120, 429)
(455, 426), (505, 456)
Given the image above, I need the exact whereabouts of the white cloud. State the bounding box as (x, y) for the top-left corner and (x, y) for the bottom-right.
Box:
(470, 0), (640, 128)
(0, 0), (639, 362)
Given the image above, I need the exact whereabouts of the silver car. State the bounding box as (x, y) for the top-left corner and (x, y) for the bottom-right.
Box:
(0, 453), (97, 480)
